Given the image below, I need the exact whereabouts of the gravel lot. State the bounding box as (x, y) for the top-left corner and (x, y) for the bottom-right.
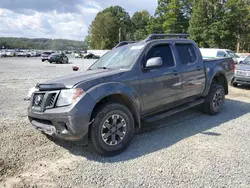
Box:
(0, 57), (250, 188)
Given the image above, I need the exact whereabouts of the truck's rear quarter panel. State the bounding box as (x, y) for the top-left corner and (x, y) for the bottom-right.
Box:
(203, 58), (234, 96)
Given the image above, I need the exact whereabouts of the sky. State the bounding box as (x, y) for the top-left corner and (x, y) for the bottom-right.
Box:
(0, 0), (158, 41)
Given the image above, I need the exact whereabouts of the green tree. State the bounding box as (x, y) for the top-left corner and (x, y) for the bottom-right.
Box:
(91, 12), (118, 49)
(103, 6), (132, 41)
(189, 0), (250, 50)
(155, 0), (191, 33)
(131, 10), (151, 40)
(188, 0), (209, 47)
(90, 6), (132, 49)
(147, 17), (165, 34)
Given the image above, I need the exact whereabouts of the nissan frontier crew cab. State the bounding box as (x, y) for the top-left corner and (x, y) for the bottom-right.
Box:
(28, 34), (234, 156)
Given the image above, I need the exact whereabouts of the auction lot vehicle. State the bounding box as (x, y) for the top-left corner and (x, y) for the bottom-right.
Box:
(0, 51), (7, 57)
(74, 52), (84, 58)
(28, 34), (234, 156)
(41, 51), (54, 62)
(48, 53), (69, 64)
(6, 50), (16, 57)
(200, 48), (243, 64)
(231, 55), (250, 87)
(84, 53), (100, 59)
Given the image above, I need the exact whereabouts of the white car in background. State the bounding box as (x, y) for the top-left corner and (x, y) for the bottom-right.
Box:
(200, 48), (244, 64)
(6, 50), (15, 57)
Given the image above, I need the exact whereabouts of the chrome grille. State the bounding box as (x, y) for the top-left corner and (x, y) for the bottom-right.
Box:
(33, 93), (45, 107)
(44, 93), (58, 109)
(49, 93), (56, 107)
(32, 91), (59, 110)
(236, 70), (250, 77)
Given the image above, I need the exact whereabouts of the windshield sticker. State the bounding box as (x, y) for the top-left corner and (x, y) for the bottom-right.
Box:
(130, 46), (144, 50)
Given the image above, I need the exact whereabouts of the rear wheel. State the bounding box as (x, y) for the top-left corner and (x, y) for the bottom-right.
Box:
(89, 103), (135, 156)
(203, 84), (225, 115)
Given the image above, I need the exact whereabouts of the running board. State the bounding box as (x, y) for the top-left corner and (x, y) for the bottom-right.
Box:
(143, 99), (204, 123)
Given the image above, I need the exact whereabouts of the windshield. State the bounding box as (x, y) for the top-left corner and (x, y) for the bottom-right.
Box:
(242, 56), (250, 65)
(226, 51), (240, 58)
(90, 43), (145, 70)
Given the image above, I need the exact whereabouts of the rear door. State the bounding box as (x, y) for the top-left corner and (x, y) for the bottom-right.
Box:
(175, 43), (206, 99)
(139, 43), (182, 114)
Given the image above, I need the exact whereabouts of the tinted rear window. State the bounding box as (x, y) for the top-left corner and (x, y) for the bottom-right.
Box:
(175, 44), (197, 64)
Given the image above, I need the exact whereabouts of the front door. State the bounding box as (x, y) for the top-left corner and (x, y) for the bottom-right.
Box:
(139, 43), (182, 114)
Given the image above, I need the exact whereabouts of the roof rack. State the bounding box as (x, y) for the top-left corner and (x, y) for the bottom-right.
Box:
(113, 41), (136, 49)
(145, 34), (190, 41)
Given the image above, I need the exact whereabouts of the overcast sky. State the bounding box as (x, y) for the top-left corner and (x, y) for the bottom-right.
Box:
(0, 0), (157, 41)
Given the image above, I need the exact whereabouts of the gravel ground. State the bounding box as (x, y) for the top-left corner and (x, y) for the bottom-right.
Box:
(0, 57), (250, 188)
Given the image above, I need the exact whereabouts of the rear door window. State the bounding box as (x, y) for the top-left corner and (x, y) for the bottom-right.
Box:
(175, 44), (197, 65)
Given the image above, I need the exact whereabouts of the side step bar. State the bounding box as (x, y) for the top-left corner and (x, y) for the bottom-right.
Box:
(143, 98), (204, 123)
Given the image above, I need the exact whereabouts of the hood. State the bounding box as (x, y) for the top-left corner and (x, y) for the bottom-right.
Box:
(39, 68), (124, 90)
(236, 64), (250, 71)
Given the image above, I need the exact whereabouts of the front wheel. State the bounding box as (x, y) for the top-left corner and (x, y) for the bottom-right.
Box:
(89, 103), (135, 156)
(203, 84), (225, 115)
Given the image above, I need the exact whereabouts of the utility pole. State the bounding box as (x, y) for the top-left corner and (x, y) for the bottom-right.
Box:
(119, 27), (121, 43)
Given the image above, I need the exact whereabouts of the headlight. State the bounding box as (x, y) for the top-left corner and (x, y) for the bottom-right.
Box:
(56, 88), (84, 107)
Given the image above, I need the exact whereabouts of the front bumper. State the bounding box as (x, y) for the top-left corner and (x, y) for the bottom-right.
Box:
(28, 93), (96, 141)
(28, 110), (88, 141)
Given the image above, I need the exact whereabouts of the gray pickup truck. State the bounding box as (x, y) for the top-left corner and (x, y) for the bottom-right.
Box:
(28, 34), (234, 156)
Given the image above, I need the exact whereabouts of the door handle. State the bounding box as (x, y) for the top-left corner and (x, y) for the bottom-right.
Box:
(173, 70), (178, 76)
(197, 66), (201, 71)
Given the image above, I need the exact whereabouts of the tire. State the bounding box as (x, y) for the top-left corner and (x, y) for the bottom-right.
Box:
(232, 82), (238, 87)
(203, 84), (225, 115)
(230, 78), (238, 87)
(89, 103), (135, 156)
(42, 60), (45, 62)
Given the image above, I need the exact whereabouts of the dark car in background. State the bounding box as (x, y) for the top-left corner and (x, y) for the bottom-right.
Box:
(231, 55), (250, 87)
(84, 53), (100, 59)
(48, 52), (69, 64)
(41, 52), (54, 62)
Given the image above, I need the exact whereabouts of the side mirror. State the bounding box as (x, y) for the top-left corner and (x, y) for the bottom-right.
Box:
(145, 57), (163, 69)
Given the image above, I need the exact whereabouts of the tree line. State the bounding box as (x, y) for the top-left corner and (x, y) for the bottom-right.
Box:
(0, 37), (86, 51)
(85, 0), (250, 52)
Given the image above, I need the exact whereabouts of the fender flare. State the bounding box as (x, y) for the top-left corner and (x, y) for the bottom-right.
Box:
(86, 82), (142, 129)
(203, 67), (228, 96)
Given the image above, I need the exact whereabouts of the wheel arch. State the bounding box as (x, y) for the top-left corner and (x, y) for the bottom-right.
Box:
(204, 71), (228, 96)
(86, 82), (141, 132)
(211, 73), (228, 95)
